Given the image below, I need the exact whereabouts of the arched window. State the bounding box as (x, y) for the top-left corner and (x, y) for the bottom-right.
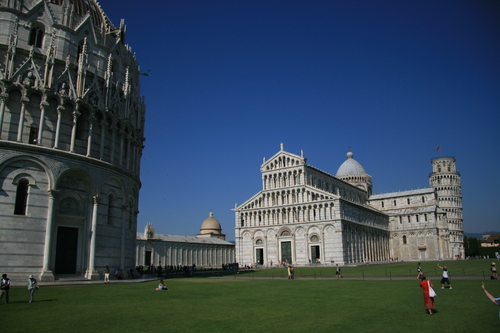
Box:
(14, 179), (29, 215)
(310, 235), (319, 242)
(256, 239), (263, 245)
(28, 25), (44, 48)
(402, 235), (407, 244)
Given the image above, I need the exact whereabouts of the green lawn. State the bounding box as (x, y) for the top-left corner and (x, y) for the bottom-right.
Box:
(2, 261), (499, 333)
(225, 259), (497, 279)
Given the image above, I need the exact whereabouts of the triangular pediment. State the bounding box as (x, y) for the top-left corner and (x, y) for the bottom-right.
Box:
(236, 185), (339, 211)
(261, 149), (306, 172)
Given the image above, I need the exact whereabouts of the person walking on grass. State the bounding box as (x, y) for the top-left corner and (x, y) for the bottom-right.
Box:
(437, 264), (452, 289)
(417, 262), (423, 280)
(419, 275), (435, 315)
(28, 275), (39, 303)
(0, 274), (11, 304)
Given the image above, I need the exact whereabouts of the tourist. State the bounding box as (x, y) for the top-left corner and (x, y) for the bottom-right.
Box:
(0, 274), (11, 304)
(27, 274), (39, 303)
(481, 283), (500, 306)
(419, 275), (435, 315)
(287, 266), (292, 280)
(417, 262), (423, 280)
(437, 264), (452, 289)
(491, 262), (498, 280)
(336, 264), (342, 278)
(290, 266), (295, 280)
(157, 280), (168, 290)
(104, 266), (110, 283)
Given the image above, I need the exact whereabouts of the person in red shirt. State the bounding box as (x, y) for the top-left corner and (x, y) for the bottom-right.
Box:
(419, 275), (435, 315)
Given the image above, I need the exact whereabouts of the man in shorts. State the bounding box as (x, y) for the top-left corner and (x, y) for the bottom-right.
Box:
(437, 264), (452, 289)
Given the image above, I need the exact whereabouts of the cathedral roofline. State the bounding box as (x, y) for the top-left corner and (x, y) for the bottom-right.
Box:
(369, 188), (434, 200)
(137, 233), (233, 246)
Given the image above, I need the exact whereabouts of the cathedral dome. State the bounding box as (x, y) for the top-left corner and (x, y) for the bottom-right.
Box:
(51, 0), (111, 27)
(200, 212), (222, 234)
(336, 151), (367, 176)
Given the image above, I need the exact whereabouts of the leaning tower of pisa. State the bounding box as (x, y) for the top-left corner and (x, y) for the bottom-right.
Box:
(429, 157), (464, 258)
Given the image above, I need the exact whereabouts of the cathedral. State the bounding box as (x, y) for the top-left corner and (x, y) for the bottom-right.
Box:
(234, 144), (464, 266)
(0, 1), (145, 281)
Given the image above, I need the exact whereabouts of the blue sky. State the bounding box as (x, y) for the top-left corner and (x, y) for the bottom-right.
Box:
(100, 0), (499, 240)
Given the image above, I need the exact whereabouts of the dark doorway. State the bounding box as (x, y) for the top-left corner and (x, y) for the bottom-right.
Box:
(256, 248), (264, 265)
(54, 226), (78, 274)
(145, 251), (152, 266)
(281, 241), (292, 264)
(311, 245), (320, 263)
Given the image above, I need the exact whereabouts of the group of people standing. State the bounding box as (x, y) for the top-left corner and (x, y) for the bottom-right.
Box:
(0, 273), (39, 304)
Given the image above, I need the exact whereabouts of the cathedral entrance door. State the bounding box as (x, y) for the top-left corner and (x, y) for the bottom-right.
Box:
(311, 245), (320, 263)
(54, 226), (78, 274)
(256, 248), (264, 265)
(281, 241), (292, 264)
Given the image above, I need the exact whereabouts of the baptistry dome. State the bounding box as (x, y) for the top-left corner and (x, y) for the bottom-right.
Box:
(336, 151), (367, 176)
(50, 0), (110, 27)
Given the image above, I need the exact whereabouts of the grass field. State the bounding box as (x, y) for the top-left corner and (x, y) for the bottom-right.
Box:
(224, 259), (497, 279)
(1, 261), (499, 333)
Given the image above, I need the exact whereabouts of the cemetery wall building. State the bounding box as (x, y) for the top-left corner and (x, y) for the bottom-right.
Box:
(136, 213), (235, 268)
(234, 144), (464, 266)
(0, 0), (145, 281)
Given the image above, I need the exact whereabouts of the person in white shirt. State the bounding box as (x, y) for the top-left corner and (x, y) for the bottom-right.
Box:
(437, 264), (453, 289)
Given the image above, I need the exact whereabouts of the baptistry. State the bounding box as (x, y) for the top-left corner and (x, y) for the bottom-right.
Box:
(0, 0), (146, 281)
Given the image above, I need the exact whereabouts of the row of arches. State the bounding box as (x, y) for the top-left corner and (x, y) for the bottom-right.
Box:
(434, 186), (461, 196)
(430, 174), (461, 186)
(240, 203), (337, 227)
(0, 88), (142, 174)
(242, 189), (333, 210)
(265, 155), (302, 170)
(263, 169), (302, 189)
(437, 197), (462, 208)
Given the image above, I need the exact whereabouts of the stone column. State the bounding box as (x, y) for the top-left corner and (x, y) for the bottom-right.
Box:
(120, 204), (127, 270)
(110, 125), (116, 164)
(0, 93), (8, 138)
(126, 135), (131, 169)
(99, 120), (107, 160)
(37, 100), (49, 145)
(40, 189), (58, 282)
(16, 97), (29, 142)
(86, 195), (101, 280)
(70, 110), (80, 152)
(86, 115), (94, 157)
(53, 106), (64, 149)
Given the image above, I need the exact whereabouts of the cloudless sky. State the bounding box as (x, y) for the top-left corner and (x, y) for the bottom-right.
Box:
(99, 0), (500, 240)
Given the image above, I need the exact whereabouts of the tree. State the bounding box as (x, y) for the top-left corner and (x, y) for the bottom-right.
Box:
(464, 236), (481, 257)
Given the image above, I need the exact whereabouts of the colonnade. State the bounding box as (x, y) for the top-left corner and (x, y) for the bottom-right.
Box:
(343, 224), (389, 263)
(240, 203), (336, 227)
(0, 91), (142, 175)
(137, 243), (235, 268)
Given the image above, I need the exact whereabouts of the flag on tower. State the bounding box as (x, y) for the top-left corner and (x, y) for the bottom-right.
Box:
(437, 146), (441, 152)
